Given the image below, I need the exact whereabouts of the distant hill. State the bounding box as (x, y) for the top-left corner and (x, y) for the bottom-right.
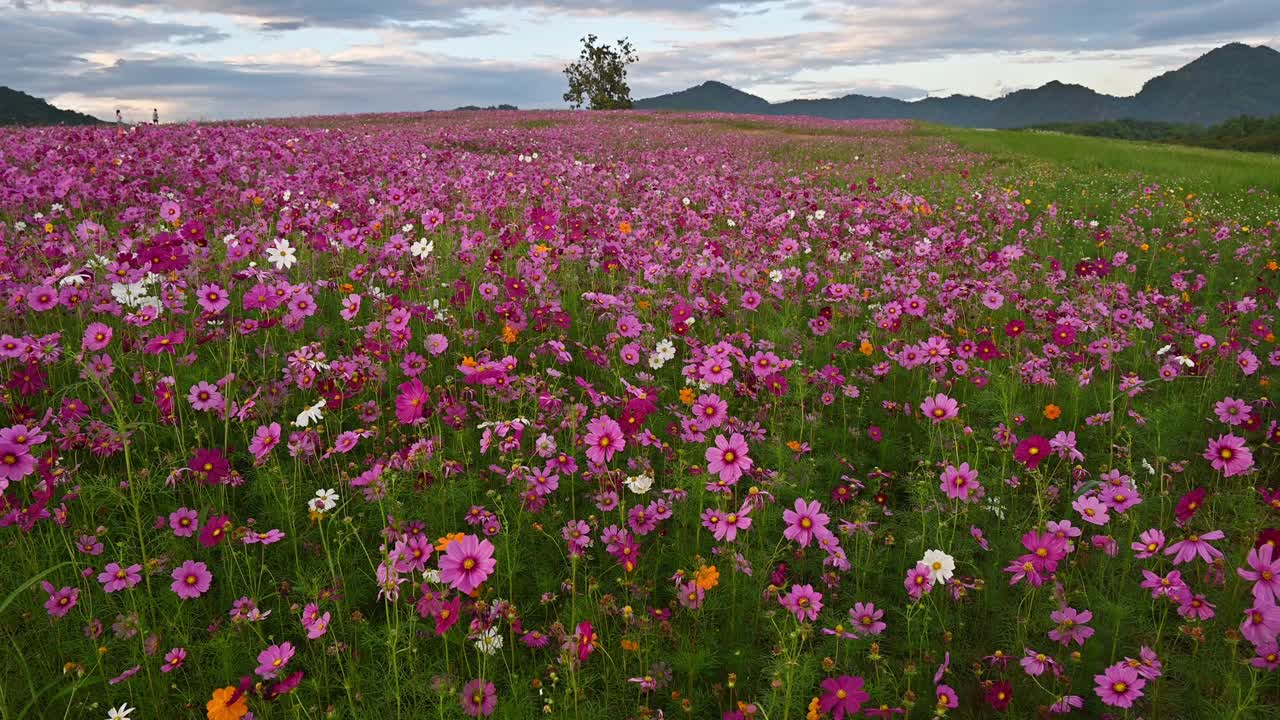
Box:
(636, 43), (1280, 128)
(0, 87), (103, 126)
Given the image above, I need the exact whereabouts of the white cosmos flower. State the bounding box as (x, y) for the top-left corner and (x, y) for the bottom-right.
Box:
(311, 488), (338, 513)
(1156, 344), (1172, 356)
(624, 473), (654, 495)
(267, 238), (297, 270)
(410, 238), (435, 260)
(107, 704), (135, 720)
(294, 398), (326, 427)
(920, 549), (955, 586)
(1175, 355), (1195, 368)
(475, 626), (503, 655)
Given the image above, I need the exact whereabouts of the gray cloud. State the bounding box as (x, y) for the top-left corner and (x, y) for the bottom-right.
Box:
(5, 0), (1278, 121)
(70, 0), (773, 31)
(26, 54), (567, 120)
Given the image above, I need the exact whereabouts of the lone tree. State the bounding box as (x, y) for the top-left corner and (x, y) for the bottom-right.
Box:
(563, 35), (638, 110)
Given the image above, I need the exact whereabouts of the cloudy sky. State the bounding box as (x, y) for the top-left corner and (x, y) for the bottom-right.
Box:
(5, 0), (1279, 121)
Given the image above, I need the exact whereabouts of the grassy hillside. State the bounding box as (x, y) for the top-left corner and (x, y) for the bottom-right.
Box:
(940, 125), (1280, 194)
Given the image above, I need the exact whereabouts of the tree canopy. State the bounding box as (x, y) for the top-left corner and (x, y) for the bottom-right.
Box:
(563, 35), (638, 110)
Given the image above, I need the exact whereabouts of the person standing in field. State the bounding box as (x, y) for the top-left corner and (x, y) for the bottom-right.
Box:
(116, 109), (123, 125)
(153, 108), (159, 124)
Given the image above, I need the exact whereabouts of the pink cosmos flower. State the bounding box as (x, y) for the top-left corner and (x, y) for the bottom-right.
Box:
(438, 534), (497, 594)
(1048, 606), (1094, 646)
(256, 641), (295, 679)
(1140, 569), (1187, 599)
(0, 442), (35, 487)
(187, 381), (223, 412)
(1251, 643), (1280, 670)
(161, 647), (186, 673)
(460, 678), (497, 717)
(583, 415), (624, 465)
(170, 560), (212, 600)
(782, 497), (829, 548)
(41, 581), (78, 618)
(249, 422), (282, 461)
(196, 283), (229, 314)
(1214, 396), (1252, 426)
(939, 463), (980, 502)
(159, 200), (181, 223)
(705, 432), (752, 484)
(691, 393), (728, 430)
(169, 507), (199, 537)
(82, 322), (113, 351)
(1241, 600), (1280, 646)
(780, 583), (823, 622)
(1131, 528), (1165, 558)
(425, 333), (449, 356)
(1164, 530), (1225, 565)
(1020, 648), (1054, 677)
(1094, 663), (1145, 708)
(905, 563), (933, 599)
(920, 393), (959, 423)
(98, 562), (143, 593)
(1072, 495), (1110, 526)
(1204, 434), (1253, 477)
(1239, 543), (1280, 603)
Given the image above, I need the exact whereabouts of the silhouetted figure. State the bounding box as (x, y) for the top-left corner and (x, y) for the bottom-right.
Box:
(153, 109), (159, 125)
(116, 109), (123, 125)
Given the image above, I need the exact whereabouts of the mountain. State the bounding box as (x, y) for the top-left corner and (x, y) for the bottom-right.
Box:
(634, 43), (1280, 128)
(637, 81), (772, 114)
(0, 87), (103, 126)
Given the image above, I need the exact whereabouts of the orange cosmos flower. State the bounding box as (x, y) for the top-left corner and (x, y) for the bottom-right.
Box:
(1043, 404), (1062, 420)
(207, 686), (249, 720)
(435, 532), (465, 551)
(695, 565), (720, 591)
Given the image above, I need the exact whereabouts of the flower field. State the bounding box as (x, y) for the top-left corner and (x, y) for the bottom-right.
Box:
(0, 111), (1277, 719)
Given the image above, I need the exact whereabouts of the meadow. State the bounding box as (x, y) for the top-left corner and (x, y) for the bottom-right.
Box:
(0, 110), (1276, 719)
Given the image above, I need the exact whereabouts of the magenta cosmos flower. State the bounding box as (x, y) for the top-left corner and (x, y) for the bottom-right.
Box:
(1014, 435), (1051, 469)
(819, 675), (870, 720)
(782, 497), (830, 548)
(1204, 434), (1253, 477)
(583, 415), (624, 464)
(1094, 663), (1145, 708)
(706, 432), (753, 484)
(460, 678), (497, 717)
(920, 393), (959, 423)
(170, 560), (212, 599)
(779, 583), (823, 622)
(395, 377), (431, 425)
(850, 602), (886, 635)
(438, 534), (497, 594)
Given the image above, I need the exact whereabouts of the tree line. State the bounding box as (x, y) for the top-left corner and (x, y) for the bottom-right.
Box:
(1027, 114), (1280, 154)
